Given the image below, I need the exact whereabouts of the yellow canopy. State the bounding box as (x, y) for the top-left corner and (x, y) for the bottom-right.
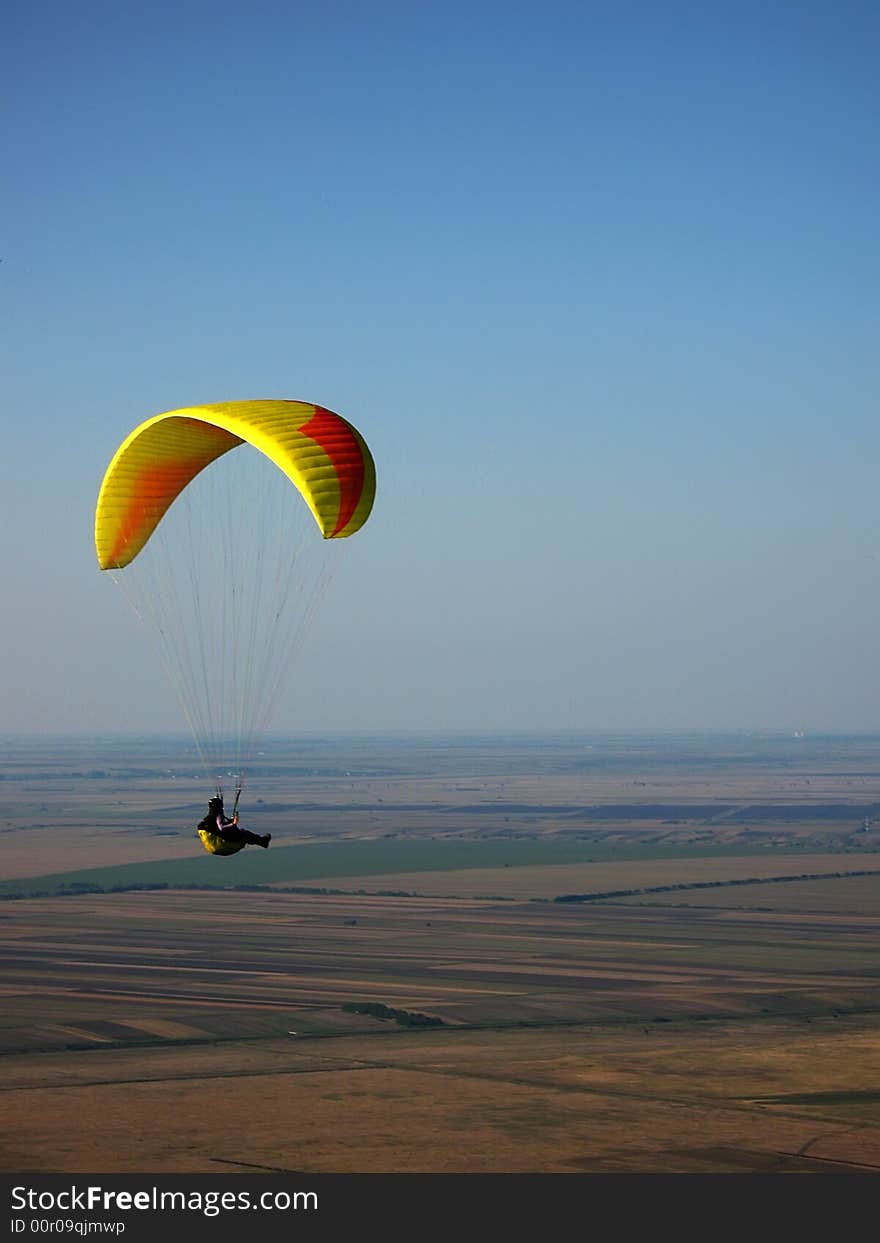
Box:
(96, 399), (376, 570)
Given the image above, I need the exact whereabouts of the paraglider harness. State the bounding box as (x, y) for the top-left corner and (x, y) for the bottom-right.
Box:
(197, 781), (246, 856)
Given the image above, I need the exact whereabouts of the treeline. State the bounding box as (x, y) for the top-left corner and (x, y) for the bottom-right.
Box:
(554, 868), (880, 904)
(0, 881), (418, 901)
(0, 881), (331, 900)
(4, 867), (878, 904)
(342, 1002), (444, 1028)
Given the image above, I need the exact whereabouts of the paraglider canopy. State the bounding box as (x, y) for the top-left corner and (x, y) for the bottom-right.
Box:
(96, 399), (375, 570)
(94, 399), (376, 781)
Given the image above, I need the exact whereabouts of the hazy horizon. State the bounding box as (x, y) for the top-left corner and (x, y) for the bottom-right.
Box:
(3, 726), (878, 744)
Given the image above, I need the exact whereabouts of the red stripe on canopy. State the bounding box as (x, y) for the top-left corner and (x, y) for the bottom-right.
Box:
(298, 406), (366, 536)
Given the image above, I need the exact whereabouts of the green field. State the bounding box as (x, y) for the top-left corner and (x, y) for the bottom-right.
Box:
(0, 835), (820, 898)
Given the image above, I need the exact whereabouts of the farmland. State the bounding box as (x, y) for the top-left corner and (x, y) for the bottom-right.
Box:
(3, 733), (880, 1172)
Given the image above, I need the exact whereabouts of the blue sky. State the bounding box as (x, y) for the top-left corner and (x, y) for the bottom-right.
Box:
(2, 0), (878, 734)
